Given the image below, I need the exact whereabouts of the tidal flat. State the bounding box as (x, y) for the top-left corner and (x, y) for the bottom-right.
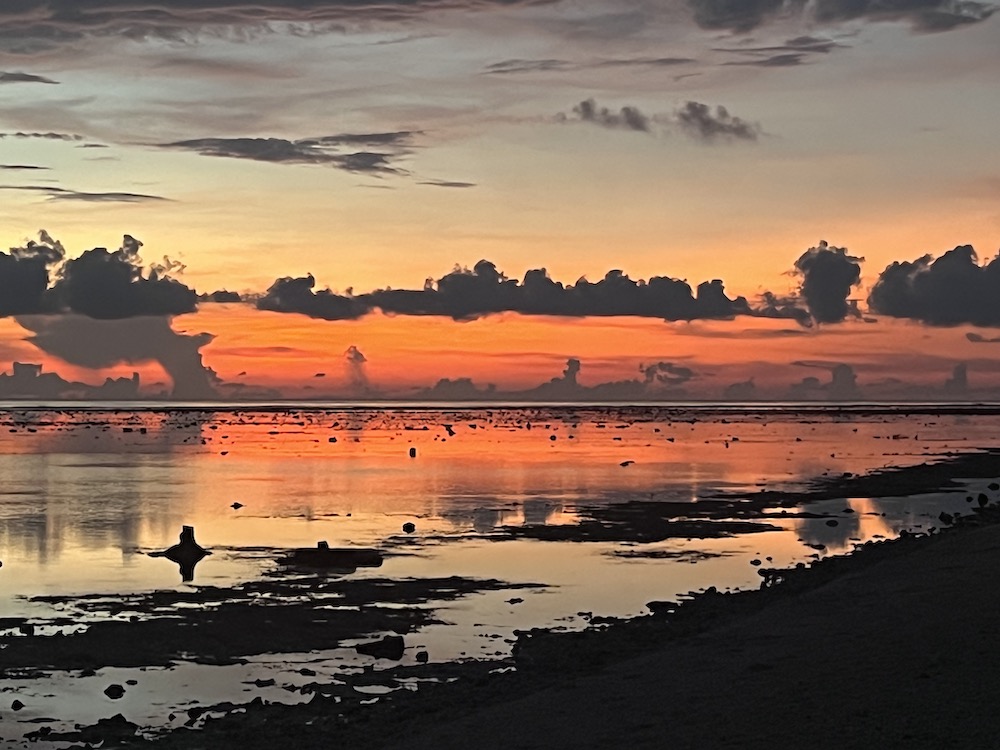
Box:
(0, 404), (997, 747)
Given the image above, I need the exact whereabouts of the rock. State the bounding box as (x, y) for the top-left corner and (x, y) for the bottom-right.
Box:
(990, 482), (999, 491)
(620, 460), (635, 467)
(978, 493), (989, 507)
(104, 684), (126, 699)
(148, 526), (211, 582)
(231, 502), (244, 510)
(282, 544), (382, 571)
(409, 447), (417, 458)
(939, 511), (954, 526)
(356, 635), (405, 661)
(11, 700), (24, 711)
(415, 650), (429, 663)
(402, 522), (416, 534)
(825, 519), (839, 527)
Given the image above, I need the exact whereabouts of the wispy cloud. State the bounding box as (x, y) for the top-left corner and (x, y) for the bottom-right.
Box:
(0, 71), (59, 84)
(0, 185), (169, 203)
(419, 179), (477, 188)
(484, 56), (695, 75)
(0, 131), (82, 141)
(158, 132), (418, 175)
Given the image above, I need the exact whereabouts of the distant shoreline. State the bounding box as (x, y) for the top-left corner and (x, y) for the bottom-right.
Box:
(4, 400), (1000, 414)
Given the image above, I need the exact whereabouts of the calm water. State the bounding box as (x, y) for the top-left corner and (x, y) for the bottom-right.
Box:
(0, 404), (997, 743)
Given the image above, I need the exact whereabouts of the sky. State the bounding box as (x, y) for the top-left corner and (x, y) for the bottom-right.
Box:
(0, 0), (998, 401)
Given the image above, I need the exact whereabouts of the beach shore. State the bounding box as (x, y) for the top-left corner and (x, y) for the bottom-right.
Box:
(109, 501), (1000, 750)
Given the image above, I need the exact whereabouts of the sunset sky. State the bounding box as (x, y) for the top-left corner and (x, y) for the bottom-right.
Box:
(0, 0), (998, 400)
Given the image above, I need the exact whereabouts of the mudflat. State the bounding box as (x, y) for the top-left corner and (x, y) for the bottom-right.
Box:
(372, 519), (1000, 750)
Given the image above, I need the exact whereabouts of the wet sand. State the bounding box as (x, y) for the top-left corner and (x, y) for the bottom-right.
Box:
(96, 503), (1000, 749)
(372, 520), (1000, 749)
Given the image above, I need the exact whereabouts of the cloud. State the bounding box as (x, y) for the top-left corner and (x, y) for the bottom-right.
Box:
(418, 180), (477, 188)
(158, 132), (416, 175)
(484, 58), (573, 74)
(790, 360), (861, 399)
(561, 98), (651, 132)
(0, 132), (82, 141)
(675, 101), (759, 142)
(203, 290), (243, 303)
(484, 56), (694, 75)
(868, 245), (1000, 326)
(0, 71), (58, 84)
(0, 0), (557, 54)
(0, 231), (64, 316)
(16, 315), (217, 400)
(257, 274), (370, 320)
(0, 232), (197, 320)
(52, 235), (198, 319)
(344, 344), (370, 392)
(687, 0), (996, 33)
(967, 332), (1000, 343)
(0, 185), (169, 203)
(793, 240), (863, 324)
(723, 52), (811, 67)
(260, 259), (751, 322)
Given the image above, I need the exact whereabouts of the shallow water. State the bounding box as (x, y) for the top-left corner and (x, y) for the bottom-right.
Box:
(0, 404), (998, 743)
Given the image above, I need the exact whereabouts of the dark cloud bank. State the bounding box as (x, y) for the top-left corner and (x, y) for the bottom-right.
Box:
(0, 231), (215, 398)
(868, 245), (1000, 326)
(255, 242), (1000, 329)
(258, 260), (754, 322)
(1, 231), (999, 401)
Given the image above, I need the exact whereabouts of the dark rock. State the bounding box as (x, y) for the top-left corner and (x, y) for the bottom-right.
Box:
(825, 519), (839, 527)
(356, 635), (405, 661)
(104, 683), (125, 699)
(415, 650), (429, 663)
(231, 502), (244, 510)
(281, 544), (383, 572)
(402, 522), (416, 534)
(148, 526), (211, 582)
(11, 699), (24, 711)
(408, 447), (417, 458)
